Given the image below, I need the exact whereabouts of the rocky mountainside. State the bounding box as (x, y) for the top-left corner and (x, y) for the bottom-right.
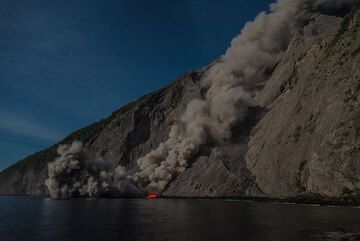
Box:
(1, 6), (360, 198)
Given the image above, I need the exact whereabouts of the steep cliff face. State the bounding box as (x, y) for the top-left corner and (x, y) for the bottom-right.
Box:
(1, 8), (360, 198)
(247, 11), (360, 197)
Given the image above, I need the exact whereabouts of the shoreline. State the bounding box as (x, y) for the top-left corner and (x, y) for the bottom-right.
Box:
(162, 194), (360, 207)
(1, 193), (360, 207)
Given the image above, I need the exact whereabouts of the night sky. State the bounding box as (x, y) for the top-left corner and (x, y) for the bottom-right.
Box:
(0, 0), (273, 170)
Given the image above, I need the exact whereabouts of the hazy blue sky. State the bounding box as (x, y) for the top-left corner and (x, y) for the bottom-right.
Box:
(0, 0), (273, 170)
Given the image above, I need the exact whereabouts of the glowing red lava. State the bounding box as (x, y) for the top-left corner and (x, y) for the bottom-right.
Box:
(147, 192), (158, 199)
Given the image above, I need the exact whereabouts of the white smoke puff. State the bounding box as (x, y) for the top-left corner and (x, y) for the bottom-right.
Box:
(114, 166), (127, 181)
(45, 141), (143, 198)
(133, 100), (211, 191)
(45, 141), (88, 198)
(132, 0), (357, 193)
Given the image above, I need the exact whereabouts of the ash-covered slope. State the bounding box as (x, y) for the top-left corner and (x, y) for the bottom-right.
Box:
(1, 5), (360, 198)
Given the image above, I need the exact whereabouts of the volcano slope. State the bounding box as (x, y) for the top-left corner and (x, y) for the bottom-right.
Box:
(1, 7), (360, 198)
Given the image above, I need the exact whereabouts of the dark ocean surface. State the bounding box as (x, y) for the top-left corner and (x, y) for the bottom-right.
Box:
(0, 196), (359, 241)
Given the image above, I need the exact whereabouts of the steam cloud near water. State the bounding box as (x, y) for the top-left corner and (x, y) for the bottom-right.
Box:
(46, 0), (357, 198)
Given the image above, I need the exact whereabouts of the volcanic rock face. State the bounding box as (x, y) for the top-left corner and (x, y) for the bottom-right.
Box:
(1, 8), (360, 198)
(247, 11), (360, 197)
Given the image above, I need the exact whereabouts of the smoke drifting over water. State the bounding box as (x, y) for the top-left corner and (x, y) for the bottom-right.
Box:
(46, 0), (357, 198)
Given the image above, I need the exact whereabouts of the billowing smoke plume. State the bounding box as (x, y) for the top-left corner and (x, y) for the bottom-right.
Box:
(46, 0), (357, 198)
(45, 141), (145, 198)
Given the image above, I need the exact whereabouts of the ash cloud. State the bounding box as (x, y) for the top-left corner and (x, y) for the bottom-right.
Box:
(45, 0), (357, 198)
(45, 141), (145, 198)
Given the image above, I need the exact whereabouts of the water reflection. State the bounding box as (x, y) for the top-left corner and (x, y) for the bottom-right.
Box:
(0, 197), (359, 241)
